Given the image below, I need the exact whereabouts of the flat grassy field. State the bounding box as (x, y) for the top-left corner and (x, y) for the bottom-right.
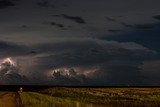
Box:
(20, 92), (84, 107)
(20, 88), (160, 107)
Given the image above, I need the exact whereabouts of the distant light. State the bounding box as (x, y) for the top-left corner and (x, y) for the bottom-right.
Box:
(20, 87), (23, 92)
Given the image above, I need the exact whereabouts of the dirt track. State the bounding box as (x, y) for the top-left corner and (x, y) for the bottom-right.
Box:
(0, 92), (21, 107)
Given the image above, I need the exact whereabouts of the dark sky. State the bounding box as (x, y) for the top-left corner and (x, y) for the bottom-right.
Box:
(0, 0), (160, 86)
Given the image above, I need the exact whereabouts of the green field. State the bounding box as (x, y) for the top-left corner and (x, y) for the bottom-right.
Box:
(19, 88), (160, 107)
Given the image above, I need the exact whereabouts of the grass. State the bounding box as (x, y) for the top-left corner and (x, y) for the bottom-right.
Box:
(40, 88), (160, 104)
(19, 92), (87, 107)
(19, 88), (160, 107)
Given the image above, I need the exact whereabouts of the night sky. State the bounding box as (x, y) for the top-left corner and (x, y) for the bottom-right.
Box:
(0, 0), (160, 86)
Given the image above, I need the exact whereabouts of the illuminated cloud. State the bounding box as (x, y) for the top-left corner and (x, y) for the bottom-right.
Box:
(0, 57), (29, 85)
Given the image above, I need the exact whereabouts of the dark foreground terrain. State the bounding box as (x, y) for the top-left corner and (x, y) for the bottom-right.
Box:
(0, 92), (21, 107)
(1, 86), (160, 107)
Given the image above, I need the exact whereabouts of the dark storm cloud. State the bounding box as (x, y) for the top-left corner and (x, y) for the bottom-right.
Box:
(52, 14), (86, 24)
(104, 16), (155, 30)
(37, 0), (50, 7)
(120, 22), (154, 29)
(0, 42), (33, 84)
(0, 41), (39, 59)
(27, 39), (156, 85)
(142, 60), (160, 86)
(0, 0), (160, 85)
(105, 17), (116, 22)
(52, 69), (87, 85)
(0, 58), (29, 85)
(101, 23), (160, 53)
(18, 25), (30, 29)
(153, 15), (160, 21)
(131, 24), (154, 29)
(2, 71), (29, 85)
(49, 22), (64, 28)
(108, 29), (121, 33)
(0, 0), (15, 9)
(35, 47), (150, 69)
(0, 41), (30, 58)
(98, 23), (160, 85)
(89, 62), (144, 86)
(120, 22), (134, 28)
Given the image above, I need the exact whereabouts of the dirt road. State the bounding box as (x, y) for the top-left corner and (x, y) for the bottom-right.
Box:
(0, 92), (21, 107)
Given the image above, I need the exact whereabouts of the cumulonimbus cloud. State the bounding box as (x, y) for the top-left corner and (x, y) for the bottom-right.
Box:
(0, 38), (158, 85)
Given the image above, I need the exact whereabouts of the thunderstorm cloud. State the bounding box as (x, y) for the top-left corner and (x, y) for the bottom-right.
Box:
(0, 0), (160, 85)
